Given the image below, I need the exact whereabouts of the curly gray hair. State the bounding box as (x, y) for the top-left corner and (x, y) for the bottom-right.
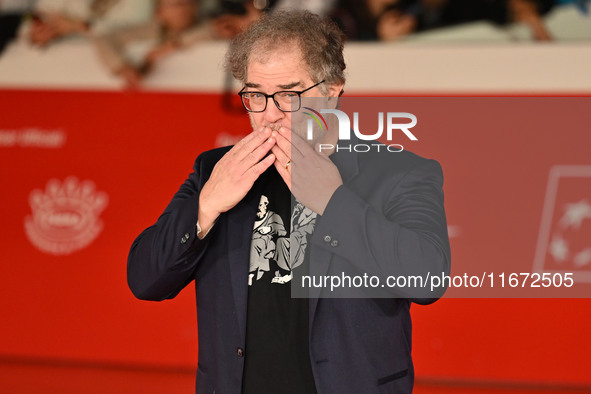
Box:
(225, 9), (346, 94)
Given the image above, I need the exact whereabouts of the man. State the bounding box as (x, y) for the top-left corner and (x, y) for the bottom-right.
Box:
(128, 9), (450, 394)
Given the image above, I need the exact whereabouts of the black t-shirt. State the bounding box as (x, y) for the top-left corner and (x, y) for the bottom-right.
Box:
(242, 168), (318, 394)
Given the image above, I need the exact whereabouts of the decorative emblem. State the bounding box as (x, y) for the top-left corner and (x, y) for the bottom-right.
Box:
(534, 165), (591, 282)
(548, 199), (591, 267)
(24, 177), (108, 255)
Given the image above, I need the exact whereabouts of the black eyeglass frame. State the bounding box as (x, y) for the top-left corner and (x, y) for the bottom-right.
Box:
(237, 80), (326, 113)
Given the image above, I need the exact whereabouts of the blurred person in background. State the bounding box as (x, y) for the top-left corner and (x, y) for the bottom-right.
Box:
(331, 0), (432, 40)
(95, 0), (214, 89)
(392, 0), (555, 41)
(210, 0), (339, 40)
(376, 0), (443, 40)
(272, 0), (337, 15)
(333, 0), (555, 41)
(24, 0), (153, 47)
(0, 0), (35, 53)
(508, 0), (554, 40)
(210, 0), (264, 39)
(408, 0), (555, 41)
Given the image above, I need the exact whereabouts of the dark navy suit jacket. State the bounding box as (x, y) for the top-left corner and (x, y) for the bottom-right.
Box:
(127, 144), (451, 394)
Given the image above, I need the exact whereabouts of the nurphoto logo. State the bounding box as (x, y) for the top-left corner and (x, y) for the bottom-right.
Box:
(304, 108), (418, 153)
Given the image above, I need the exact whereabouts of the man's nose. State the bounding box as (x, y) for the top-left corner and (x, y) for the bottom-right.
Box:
(263, 96), (285, 124)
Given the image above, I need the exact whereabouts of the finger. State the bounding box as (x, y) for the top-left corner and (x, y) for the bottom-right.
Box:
(233, 126), (271, 160)
(244, 153), (275, 183)
(272, 128), (291, 158)
(277, 126), (306, 162)
(240, 135), (276, 174)
(273, 159), (292, 191)
(277, 125), (291, 143)
(271, 132), (292, 163)
(289, 128), (315, 159)
(315, 143), (334, 158)
(231, 126), (265, 152)
(271, 145), (290, 170)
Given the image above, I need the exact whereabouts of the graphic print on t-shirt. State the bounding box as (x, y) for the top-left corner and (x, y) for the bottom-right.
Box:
(289, 202), (317, 274)
(249, 194), (317, 286)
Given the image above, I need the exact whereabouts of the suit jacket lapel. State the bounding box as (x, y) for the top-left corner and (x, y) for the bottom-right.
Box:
(226, 178), (265, 343)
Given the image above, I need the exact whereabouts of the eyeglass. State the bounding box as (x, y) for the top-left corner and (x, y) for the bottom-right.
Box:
(238, 80), (325, 113)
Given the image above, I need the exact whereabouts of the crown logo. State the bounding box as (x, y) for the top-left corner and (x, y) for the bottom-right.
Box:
(24, 177), (109, 255)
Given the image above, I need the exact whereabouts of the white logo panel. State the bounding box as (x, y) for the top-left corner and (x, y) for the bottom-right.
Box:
(534, 165), (591, 282)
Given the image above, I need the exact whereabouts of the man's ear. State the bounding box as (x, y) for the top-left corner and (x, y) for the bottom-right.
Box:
(325, 83), (344, 109)
(326, 82), (345, 98)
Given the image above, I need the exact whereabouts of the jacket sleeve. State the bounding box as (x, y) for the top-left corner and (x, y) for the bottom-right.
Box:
(311, 159), (451, 303)
(127, 153), (214, 301)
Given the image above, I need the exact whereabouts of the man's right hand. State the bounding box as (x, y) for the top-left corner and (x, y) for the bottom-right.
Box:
(197, 127), (276, 238)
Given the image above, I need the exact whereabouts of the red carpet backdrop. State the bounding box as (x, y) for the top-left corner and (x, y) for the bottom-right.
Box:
(1, 90), (590, 389)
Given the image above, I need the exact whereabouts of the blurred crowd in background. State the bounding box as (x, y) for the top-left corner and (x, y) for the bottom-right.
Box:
(0, 0), (588, 88)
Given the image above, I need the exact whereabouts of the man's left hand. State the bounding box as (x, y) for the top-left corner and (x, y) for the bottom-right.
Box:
(272, 126), (342, 215)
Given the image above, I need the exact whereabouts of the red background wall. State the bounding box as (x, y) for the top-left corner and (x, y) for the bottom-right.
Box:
(1, 90), (590, 391)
